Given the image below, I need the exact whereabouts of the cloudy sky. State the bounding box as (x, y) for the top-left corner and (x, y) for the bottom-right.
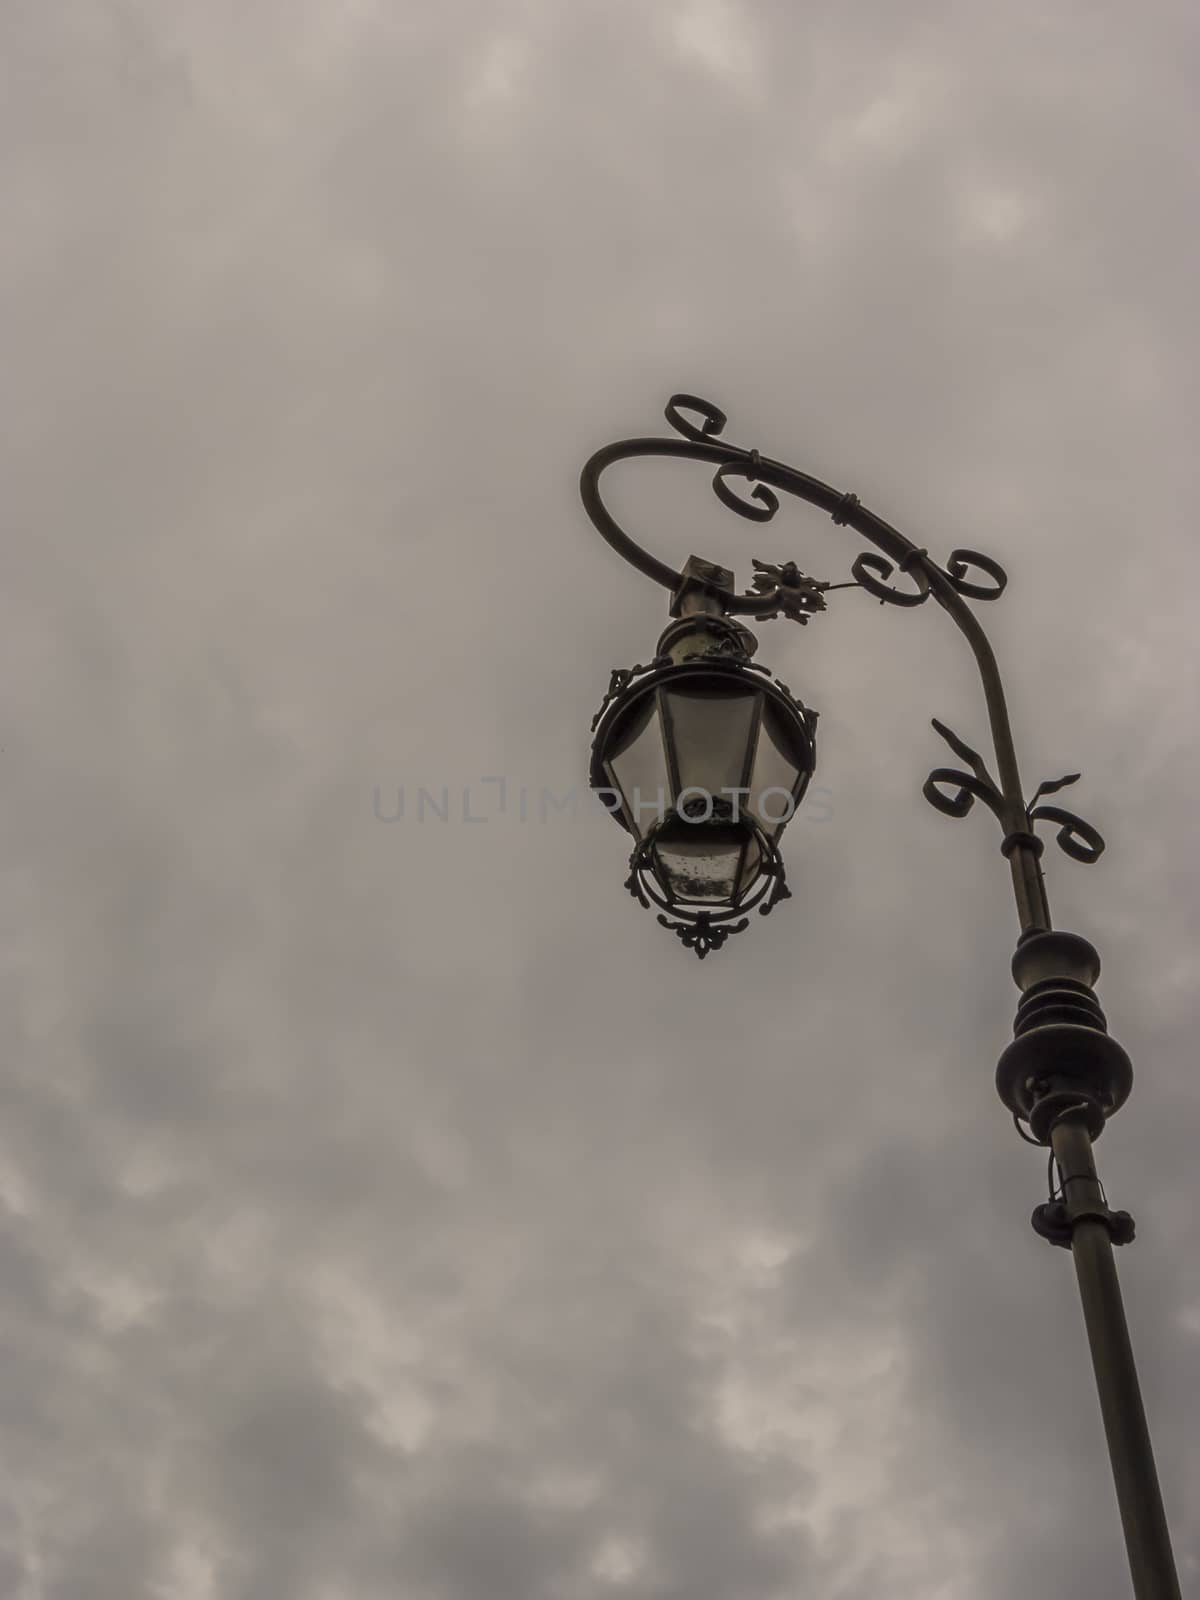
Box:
(3, 2), (1199, 1596)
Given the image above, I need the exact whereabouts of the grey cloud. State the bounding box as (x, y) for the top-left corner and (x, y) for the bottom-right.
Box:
(2, 1), (1199, 1597)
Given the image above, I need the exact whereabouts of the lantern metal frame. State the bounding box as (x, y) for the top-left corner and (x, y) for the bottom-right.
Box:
(577, 393), (1181, 1600)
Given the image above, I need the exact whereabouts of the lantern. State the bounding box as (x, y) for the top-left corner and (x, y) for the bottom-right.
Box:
(590, 610), (817, 956)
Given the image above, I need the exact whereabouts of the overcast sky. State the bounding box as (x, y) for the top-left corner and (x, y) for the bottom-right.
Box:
(3, 2), (1199, 1597)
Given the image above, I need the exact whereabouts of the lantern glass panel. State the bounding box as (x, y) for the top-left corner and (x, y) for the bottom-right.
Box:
(661, 686), (760, 809)
(749, 698), (807, 836)
(737, 832), (763, 897)
(652, 819), (752, 905)
(605, 694), (669, 838)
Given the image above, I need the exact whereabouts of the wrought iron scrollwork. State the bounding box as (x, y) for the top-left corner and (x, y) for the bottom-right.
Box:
(586, 392), (1013, 630)
(922, 719), (1005, 819)
(712, 458), (779, 522)
(1022, 772), (1104, 862)
(590, 662), (663, 733)
(851, 550), (932, 608)
(665, 397), (1008, 617)
(924, 767), (1006, 820)
(665, 393), (728, 443)
(757, 867), (792, 917)
(1027, 799), (1105, 863)
(923, 721), (1104, 864)
(658, 914), (749, 958)
(945, 548), (1007, 601)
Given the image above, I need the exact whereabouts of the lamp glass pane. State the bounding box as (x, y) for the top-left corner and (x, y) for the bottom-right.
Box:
(605, 694), (669, 838)
(662, 686), (759, 809)
(736, 833), (763, 898)
(652, 820), (747, 905)
(749, 699), (807, 836)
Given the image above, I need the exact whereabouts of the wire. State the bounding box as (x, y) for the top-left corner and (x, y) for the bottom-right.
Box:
(1012, 1111), (1043, 1146)
(1048, 1150), (1060, 1200)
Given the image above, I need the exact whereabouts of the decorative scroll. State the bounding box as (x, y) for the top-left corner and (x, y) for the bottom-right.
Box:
(658, 913), (749, 958)
(922, 718), (1005, 819)
(1027, 803), (1105, 863)
(924, 767), (1006, 820)
(591, 665), (646, 732)
(945, 548), (1007, 601)
(665, 394), (728, 442)
(712, 459), (779, 522)
(851, 550), (932, 608)
(757, 870), (792, 916)
(1023, 772), (1105, 862)
(922, 721), (1104, 863)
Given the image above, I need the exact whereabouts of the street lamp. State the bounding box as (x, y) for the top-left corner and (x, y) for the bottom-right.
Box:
(580, 394), (1180, 1599)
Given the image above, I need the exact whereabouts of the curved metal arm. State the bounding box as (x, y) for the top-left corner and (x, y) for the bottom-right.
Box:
(579, 395), (1106, 936)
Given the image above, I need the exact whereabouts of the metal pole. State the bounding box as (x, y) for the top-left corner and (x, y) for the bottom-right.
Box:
(1051, 1118), (1181, 1599)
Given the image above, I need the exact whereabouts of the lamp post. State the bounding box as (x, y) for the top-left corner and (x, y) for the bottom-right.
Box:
(580, 394), (1181, 1599)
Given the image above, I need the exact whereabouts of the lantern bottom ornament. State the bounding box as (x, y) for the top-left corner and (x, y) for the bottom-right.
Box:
(624, 818), (792, 958)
